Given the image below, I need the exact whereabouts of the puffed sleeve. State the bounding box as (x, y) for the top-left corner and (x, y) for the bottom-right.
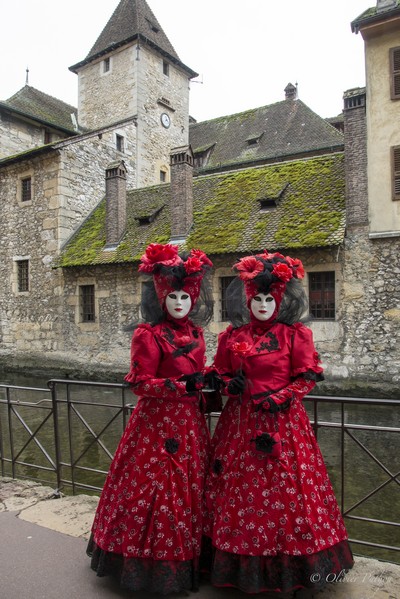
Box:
(213, 325), (235, 376)
(290, 322), (324, 379)
(253, 323), (324, 413)
(124, 325), (194, 401)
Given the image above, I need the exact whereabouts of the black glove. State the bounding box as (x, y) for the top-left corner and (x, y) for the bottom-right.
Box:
(204, 370), (224, 391)
(227, 373), (246, 395)
(179, 372), (205, 393)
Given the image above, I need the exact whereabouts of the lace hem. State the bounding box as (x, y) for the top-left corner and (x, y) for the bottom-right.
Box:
(87, 536), (200, 595)
(209, 540), (354, 593)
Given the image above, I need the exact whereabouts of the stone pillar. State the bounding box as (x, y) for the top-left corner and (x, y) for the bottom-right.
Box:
(169, 145), (194, 243)
(105, 160), (127, 247)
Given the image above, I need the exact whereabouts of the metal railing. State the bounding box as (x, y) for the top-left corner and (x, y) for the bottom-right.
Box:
(0, 380), (399, 562)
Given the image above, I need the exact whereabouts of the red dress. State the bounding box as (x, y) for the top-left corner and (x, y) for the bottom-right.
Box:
(87, 317), (211, 594)
(204, 321), (353, 593)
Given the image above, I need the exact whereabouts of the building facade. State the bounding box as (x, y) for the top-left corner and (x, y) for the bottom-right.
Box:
(0, 0), (399, 394)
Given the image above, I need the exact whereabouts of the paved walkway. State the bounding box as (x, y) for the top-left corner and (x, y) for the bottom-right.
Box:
(0, 477), (398, 599)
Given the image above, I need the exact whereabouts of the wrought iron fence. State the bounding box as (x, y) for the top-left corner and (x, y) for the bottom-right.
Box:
(0, 380), (399, 562)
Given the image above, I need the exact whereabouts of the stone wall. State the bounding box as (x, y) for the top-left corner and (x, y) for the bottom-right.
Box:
(0, 111), (66, 160)
(340, 231), (400, 386)
(0, 123), (137, 362)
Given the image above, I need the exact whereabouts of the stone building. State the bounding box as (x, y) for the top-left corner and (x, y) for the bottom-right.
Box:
(0, 0), (399, 394)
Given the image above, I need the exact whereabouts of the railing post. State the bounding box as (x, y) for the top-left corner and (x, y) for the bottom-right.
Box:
(0, 391), (5, 477)
(47, 380), (63, 493)
(6, 386), (16, 479)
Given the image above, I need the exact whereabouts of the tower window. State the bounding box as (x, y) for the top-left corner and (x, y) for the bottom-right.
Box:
(80, 285), (95, 322)
(116, 134), (125, 153)
(21, 177), (32, 202)
(163, 61), (169, 76)
(309, 272), (335, 320)
(160, 169), (167, 183)
(17, 260), (29, 292)
(103, 57), (110, 73)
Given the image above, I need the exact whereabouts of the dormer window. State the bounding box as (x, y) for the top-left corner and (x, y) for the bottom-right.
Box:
(193, 143), (216, 168)
(135, 206), (164, 226)
(146, 18), (159, 33)
(259, 198), (278, 211)
(246, 133), (263, 146)
(257, 183), (289, 211)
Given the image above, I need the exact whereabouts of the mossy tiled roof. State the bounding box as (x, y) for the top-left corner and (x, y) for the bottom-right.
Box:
(2, 86), (78, 133)
(189, 100), (344, 172)
(57, 153), (345, 268)
(70, 0), (197, 77)
(351, 2), (400, 32)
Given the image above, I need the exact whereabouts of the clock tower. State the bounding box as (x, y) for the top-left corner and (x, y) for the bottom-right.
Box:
(69, 0), (198, 188)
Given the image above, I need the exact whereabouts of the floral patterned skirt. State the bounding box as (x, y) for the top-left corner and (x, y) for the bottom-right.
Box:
(87, 397), (211, 594)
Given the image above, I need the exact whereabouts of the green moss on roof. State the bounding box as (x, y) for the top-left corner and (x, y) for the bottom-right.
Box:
(187, 153), (345, 253)
(57, 153), (345, 268)
(58, 201), (107, 266)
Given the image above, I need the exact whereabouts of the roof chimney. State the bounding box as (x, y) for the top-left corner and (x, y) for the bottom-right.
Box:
(169, 145), (194, 244)
(284, 82), (298, 100)
(376, 0), (397, 12)
(105, 160), (127, 248)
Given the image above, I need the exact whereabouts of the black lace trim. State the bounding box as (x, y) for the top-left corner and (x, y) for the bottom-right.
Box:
(87, 536), (200, 595)
(209, 540), (354, 593)
(256, 331), (279, 353)
(302, 369), (325, 382)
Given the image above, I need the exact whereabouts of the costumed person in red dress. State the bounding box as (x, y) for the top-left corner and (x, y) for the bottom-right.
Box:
(87, 243), (215, 594)
(203, 251), (354, 594)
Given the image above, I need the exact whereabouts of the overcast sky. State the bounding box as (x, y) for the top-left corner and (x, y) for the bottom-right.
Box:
(1, 0), (370, 122)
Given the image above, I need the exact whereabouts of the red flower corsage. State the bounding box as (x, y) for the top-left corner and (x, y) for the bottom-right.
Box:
(184, 256), (203, 274)
(139, 243), (181, 273)
(231, 341), (252, 357)
(285, 256), (305, 279)
(190, 249), (213, 268)
(233, 256), (264, 280)
(271, 262), (293, 282)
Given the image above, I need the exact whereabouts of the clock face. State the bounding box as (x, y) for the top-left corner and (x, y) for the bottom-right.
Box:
(161, 113), (171, 128)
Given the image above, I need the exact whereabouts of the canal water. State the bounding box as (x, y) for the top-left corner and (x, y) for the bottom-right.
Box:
(0, 372), (399, 565)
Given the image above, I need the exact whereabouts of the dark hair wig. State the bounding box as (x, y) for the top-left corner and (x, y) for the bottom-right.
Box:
(225, 276), (309, 328)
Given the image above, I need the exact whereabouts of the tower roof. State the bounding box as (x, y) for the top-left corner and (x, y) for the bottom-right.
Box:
(69, 0), (197, 77)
